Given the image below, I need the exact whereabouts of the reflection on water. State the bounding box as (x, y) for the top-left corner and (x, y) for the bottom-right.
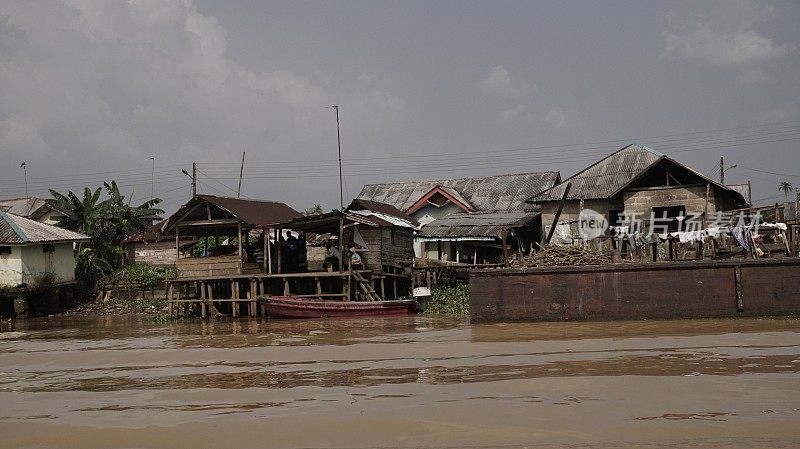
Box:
(1, 315), (799, 449)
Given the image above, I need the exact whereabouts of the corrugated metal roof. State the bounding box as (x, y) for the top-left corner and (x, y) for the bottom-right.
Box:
(529, 145), (663, 201)
(163, 195), (302, 233)
(347, 199), (420, 226)
(417, 211), (540, 239)
(357, 171), (561, 212)
(0, 210), (89, 245)
(528, 144), (747, 204)
(348, 210), (416, 229)
(0, 197), (49, 218)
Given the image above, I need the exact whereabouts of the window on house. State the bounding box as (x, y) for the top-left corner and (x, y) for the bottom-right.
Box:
(0, 246), (11, 255)
(42, 244), (55, 253)
(609, 210), (624, 227)
(390, 229), (396, 246)
(652, 206), (686, 232)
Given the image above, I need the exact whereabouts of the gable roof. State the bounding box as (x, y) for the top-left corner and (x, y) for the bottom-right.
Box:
(357, 171), (561, 213)
(0, 210), (89, 245)
(527, 144), (747, 204)
(0, 197), (57, 220)
(416, 210), (540, 240)
(162, 195), (302, 234)
(404, 185), (476, 215)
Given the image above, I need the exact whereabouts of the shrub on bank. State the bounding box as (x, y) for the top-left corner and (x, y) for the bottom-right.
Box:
(425, 283), (470, 317)
(100, 263), (176, 290)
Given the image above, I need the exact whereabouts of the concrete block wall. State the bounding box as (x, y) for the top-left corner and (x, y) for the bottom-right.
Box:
(623, 185), (717, 218)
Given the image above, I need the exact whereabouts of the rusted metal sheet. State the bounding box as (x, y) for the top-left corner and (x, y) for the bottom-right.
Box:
(470, 259), (800, 322)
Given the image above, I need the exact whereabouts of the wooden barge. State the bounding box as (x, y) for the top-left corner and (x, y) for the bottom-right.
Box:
(470, 258), (800, 322)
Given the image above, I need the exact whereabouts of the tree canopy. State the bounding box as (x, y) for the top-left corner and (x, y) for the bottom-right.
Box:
(47, 181), (164, 295)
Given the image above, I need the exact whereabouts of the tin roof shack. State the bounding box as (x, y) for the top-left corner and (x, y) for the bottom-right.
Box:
(122, 220), (196, 266)
(0, 197), (67, 225)
(281, 201), (417, 276)
(274, 201), (417, 300)
(357, 171), (561, 224)
(527, 144), (749, 244)
(161, 195), (301, 278)
(417, 210), (541, 265)
(0, 210), (89, 288)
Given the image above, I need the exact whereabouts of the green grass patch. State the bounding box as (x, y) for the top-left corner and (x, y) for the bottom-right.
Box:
(425, 283), (470, 317)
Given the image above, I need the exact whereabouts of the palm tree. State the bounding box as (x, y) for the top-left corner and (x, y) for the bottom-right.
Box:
(778, 181), (793, 201)
(47, 182), (164, 295)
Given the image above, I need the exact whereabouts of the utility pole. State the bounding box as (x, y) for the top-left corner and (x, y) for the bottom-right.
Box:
(192, 162), (197, 197)
(331, 105), (345, 275)
(720, 157), (737, 185)
(237, 151), (246, 198)
(333, 105), (344, 211)
(149, 157), (155, 201)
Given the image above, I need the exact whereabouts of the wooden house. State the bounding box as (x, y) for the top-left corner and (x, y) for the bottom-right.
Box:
(356, 172), (561, 261)
(527, 144), (750, 243)
(122, 220), (195, 266)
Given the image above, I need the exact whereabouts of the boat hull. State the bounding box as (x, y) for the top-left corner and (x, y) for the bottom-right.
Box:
(260, 296), (416, 318)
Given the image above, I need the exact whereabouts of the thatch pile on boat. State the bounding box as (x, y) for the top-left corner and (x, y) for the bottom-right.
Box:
(510, 246), (613, 268)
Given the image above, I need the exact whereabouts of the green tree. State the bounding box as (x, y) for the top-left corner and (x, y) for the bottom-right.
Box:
(778, 181), (793, 201)
(47, 181), (164, 295)
(304, 204), (323, 215)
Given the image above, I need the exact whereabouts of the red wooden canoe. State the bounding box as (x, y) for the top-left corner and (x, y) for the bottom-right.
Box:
(260, 296), (417, 319)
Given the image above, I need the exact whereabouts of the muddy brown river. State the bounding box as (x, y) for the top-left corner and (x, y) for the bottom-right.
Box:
(1, 315), (799, 448)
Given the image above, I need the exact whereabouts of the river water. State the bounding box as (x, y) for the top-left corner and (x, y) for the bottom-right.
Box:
(1, 315), (799, 448)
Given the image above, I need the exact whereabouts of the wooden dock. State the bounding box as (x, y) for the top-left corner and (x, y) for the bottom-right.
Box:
(166, 270), (408, 318)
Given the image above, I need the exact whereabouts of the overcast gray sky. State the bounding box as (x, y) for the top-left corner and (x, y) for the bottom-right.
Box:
(1, 0), (798, 215)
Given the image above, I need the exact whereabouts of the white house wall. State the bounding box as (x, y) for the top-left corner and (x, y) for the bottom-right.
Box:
(0, 246), (24, 287)
(19, 243), (76, 286)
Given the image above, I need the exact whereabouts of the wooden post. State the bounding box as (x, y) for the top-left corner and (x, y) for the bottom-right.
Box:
(175, 226), (180, 261)
(501, 229), (509, 267)
(237, 222), (243, 275)
(167, 283), (174, 318)
(276, 229), (282, 274)
(546, 182), (572, 245)
(263, 230), (269, 273)
(200, 282), (207, 318)
(734, 265), (744, 312)
(248, 279), (255, 318)
(231, 280), (239, 318)
(703, 183), (710, 228)
(207, 282), (214, 316)
(283, 277), (290, 296)
(315, 277), (322, 298)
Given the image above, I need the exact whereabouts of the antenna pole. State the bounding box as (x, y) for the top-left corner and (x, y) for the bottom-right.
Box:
(333, 105), (344, 211)
(21, 162), (28, 200)
(192, 162), (197, 198)
(150, 157), (155, 201)
(238, 151), (246, 198)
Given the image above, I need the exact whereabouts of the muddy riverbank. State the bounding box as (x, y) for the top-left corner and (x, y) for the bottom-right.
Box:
(1, 315), (799, 448)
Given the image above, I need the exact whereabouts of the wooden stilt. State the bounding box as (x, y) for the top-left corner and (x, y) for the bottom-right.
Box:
(167, 283), (174, 318)
(200, 282), (207, 319)
(232, 280), (239, 318)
